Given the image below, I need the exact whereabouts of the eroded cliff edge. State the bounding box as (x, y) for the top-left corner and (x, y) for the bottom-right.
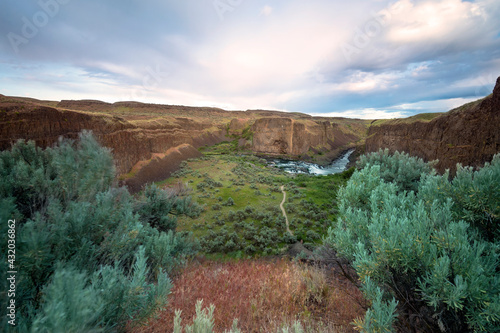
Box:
(2, 76), (498, 192)
(366, 77), (500, 174)
(0, 98), (229, 192)
(0, 97), (368, 192)
(251, 117), (362, 161)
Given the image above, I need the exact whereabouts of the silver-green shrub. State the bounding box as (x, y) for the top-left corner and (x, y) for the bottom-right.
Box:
(357, 149), (435, 192)
(0, 131), (196, 332)
(327, 150), (499, 332)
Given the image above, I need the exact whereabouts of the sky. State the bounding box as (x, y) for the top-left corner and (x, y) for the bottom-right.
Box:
(1, 0), (499, 119)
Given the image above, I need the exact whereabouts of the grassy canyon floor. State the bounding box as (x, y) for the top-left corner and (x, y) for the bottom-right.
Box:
(129, 142), (364, 332)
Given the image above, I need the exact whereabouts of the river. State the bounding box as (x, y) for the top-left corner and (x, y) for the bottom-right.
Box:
(267, 149), (355, 175)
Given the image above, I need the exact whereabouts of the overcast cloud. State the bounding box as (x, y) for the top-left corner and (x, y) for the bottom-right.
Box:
(1, 0), (499, 118)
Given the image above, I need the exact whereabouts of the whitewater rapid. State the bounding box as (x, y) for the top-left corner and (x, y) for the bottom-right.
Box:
(268, 149), (355, 175)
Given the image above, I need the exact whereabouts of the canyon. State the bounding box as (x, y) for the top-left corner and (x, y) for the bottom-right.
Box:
(0, 96), (368, 192)
(1, 76), (498, 191)
(365, 76), (500, 174)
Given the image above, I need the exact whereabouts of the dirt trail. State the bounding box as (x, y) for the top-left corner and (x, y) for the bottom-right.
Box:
(280, 185), (293, 236)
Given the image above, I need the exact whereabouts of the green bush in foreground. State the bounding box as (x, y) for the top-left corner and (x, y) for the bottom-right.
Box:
(0, 131), (197, 332)
(357, 149), (435, 193)
(326, 151), (499, 332)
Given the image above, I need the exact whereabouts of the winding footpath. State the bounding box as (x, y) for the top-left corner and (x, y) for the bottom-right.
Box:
(280, 185), (293, 236)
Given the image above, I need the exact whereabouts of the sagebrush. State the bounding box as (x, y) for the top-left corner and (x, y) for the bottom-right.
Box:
(0, 132), (199, 332)
(327, 150), (499, 332)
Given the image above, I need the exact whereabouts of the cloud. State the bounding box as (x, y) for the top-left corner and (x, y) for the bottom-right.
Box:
(0, 0), (499, 117)
(260, 5), (273, 16)
(311, 108), (409, 120)
(386, 0), (487, 44)
(339, 0), (500, 71)
(309, 96), (479, 119)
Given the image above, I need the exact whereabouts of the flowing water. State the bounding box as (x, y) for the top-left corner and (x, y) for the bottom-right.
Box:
(268, 149), (355, 175)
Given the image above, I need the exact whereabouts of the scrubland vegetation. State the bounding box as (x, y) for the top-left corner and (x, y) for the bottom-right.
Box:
(1, 133), (498, 332)
(159, 140), (353, 258)
(0, 132), (199, 332)
(327, 150), (500, 332)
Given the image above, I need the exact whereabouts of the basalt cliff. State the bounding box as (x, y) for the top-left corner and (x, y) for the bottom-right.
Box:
(251, 117), (362, 159)
(1, 77), (498, 191)
(365, 77), (500, 174)
(0, 97), (368, 192)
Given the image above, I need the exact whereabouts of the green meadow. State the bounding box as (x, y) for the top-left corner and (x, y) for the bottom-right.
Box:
(157, 140), (354, 257)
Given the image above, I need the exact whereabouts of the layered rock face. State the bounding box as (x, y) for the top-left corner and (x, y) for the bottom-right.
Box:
(0, 98), (228, 191)
(366, 77), (500, 173)
(2, 77), (498, 191)
(251, 118), (360, 157)
(123, 144), (202, 193)
(1, 96), (368, 191)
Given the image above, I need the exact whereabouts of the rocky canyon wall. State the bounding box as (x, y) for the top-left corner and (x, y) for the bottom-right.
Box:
(9, 80), (498, 194)
(2, 97), (367, 192)
(0, 99), (228, 192)
(251, 117), (361, 158)
(366, 77), (500, 173)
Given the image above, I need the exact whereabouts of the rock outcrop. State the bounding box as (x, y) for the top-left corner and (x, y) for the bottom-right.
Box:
(1, 96), (369, 192)
(251, 117), (362, 159)
(366, 77), (500, 173)
(123, 144), (202, 193)
(0, 97), (228, 192)
(3, 77), (498, 190)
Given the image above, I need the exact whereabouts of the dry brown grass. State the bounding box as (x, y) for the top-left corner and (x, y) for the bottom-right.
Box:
(134, 259), (366, 333)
